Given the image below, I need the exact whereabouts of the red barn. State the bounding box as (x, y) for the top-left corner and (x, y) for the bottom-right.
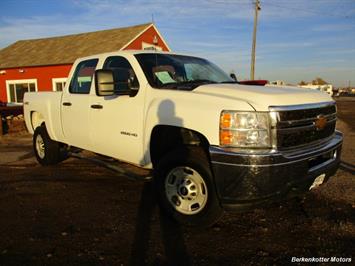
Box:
(0, 23), (170, 104)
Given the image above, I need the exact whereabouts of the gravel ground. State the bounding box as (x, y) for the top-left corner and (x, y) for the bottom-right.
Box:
(0, 98), (354, 266)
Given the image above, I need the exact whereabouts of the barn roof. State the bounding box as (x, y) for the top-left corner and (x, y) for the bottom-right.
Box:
(0, 23), (153, 69)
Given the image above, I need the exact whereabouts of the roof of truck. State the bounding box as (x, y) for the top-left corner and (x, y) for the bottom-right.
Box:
(77, 49), (174, 59)
(0, 23), (159, 69)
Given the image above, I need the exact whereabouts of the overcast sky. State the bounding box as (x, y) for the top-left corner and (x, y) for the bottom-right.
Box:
(0, 0), (354, 87)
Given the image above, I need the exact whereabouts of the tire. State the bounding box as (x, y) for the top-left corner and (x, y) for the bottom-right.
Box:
(155, 146), (223, 227)
(33, 125), (67, 165)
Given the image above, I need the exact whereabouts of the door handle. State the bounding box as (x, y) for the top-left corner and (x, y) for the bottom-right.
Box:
(62, 102), (72, 106)
(91, 104), (103, 109)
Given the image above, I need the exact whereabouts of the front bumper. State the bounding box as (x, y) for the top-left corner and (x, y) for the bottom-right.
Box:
(210, 131), (343, 210)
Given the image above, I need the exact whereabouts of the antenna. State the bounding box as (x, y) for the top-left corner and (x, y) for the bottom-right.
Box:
(151, 13), (155, 24)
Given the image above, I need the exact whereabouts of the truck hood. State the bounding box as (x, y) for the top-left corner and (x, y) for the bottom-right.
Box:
(193, 84), (333, 111)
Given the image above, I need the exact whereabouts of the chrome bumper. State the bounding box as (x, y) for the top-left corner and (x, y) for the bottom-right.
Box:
(209, 131), (343, 210)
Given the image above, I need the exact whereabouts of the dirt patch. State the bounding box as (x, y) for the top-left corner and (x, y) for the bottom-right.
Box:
(0, 98), (354, 265)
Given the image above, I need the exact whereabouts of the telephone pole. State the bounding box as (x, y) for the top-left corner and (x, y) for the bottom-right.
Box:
(250, 0), (261, 80)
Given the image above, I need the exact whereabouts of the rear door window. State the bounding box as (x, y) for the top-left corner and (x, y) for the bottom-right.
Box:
(69, 59), (98, 94)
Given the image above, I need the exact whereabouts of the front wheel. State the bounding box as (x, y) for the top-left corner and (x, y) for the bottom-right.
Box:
(155, 147), (223, 227)
(33, 125), (67, 165)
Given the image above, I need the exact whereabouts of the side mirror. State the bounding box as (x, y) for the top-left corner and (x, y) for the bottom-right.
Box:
(127, 76), (139, 97)
(230, 73), (238, 82)
(95, 69), (115, 96)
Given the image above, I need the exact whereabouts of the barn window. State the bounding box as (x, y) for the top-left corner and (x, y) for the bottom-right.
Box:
(6, 79), (37, 103)
(52, 78), (67, 91)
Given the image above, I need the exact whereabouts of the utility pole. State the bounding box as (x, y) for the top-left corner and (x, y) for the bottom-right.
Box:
(250, 0), (261, 80)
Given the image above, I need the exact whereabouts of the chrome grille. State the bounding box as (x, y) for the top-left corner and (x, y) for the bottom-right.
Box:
(269, 102), (337, 149)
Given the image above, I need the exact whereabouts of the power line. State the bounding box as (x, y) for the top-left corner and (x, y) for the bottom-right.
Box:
(266, 1), (355, 20)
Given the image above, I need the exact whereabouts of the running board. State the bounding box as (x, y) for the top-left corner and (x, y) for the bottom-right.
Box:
(69, 152), (153, 181)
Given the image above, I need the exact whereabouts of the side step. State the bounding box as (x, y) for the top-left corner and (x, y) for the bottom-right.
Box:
(69, 152), (153, 181)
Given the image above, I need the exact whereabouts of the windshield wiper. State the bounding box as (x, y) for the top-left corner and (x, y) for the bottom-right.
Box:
(220, 80), (238, 84)
(159, 79), (217, 90)
(182, 79), (217, 84)
(161, 79), (216, 86)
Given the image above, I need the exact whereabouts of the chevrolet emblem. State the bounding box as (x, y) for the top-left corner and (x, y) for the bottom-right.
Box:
(314, 115), (327, 130)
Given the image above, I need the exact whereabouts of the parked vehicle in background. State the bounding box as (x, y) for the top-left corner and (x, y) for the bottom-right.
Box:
(299, 84), (334, 96)
(0, 104), (23, 117)
(23, 50), (343, 226)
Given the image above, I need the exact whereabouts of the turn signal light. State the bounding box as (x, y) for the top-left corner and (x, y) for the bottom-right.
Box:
(220, 130), (233, 145)
(220, 112), (232, 129)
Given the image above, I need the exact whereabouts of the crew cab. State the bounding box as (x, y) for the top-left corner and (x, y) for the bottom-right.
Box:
(24, 50), (343, 226)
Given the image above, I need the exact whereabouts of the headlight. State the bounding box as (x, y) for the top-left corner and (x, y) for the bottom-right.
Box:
(220, 111), (271, 148)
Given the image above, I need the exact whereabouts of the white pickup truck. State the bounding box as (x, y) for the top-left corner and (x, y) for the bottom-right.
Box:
(24, 50), (343, 226)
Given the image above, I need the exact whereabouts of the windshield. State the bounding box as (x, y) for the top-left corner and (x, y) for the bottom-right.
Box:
(135, 53), (235, 90)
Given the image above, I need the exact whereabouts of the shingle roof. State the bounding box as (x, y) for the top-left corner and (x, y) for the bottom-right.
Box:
(0, 23), (152, 69)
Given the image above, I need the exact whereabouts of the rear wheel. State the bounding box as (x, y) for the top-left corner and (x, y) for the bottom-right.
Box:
(33, 125), (67, 165)
(155, 146), (223, 227)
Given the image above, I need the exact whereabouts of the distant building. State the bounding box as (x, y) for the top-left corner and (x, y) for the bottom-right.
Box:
(267, 80), (286, 86)
(0, 23), (170, 103)
(298, 83), (333, 96)
(337, 87), (355, 96)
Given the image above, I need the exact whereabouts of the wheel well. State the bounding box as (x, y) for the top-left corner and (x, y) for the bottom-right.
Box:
(31, 111), (45, 131)
(150, 125), (210, 166)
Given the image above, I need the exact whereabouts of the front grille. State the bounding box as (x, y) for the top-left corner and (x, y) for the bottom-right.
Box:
(270, 102), (337, 149)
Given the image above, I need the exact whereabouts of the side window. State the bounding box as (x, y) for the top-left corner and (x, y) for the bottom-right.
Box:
(69, 59), (98, 94)
(103, 56), (139, 94)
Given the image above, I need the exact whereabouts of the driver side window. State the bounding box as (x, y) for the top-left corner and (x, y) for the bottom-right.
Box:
(103, 56), (139, 96)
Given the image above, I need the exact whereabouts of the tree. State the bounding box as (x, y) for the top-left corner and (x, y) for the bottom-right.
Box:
(312, 77), (328, 85)
(298, 80), (307, 86)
